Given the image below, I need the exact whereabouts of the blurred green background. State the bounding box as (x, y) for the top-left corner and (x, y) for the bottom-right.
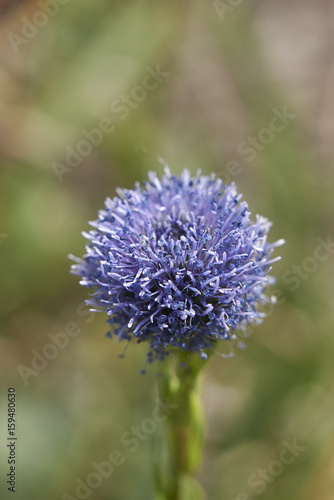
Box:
(1, 1), (334, 499)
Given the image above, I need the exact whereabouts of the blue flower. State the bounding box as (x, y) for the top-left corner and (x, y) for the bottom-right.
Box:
(70, 168), (284, 361)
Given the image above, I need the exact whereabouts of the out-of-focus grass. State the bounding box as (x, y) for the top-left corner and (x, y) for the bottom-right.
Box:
(0, 1), (334, 499)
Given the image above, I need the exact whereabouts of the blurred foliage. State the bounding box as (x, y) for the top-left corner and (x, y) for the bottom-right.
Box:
(0, 1), (334, 499)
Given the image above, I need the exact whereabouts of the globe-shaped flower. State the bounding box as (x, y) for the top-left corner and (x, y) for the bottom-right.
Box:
(70, 168), (284, 362)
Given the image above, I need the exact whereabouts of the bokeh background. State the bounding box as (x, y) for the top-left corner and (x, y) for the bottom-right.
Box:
(1, 1), (334, 499)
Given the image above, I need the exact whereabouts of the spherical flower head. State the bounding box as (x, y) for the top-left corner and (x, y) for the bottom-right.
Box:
(70, 168), (284, 362)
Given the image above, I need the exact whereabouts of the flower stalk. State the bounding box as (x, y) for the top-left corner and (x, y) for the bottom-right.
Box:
(154, 353), (210, 500)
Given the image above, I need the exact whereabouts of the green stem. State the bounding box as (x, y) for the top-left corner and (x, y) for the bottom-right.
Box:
(154, 352), (211, 500)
